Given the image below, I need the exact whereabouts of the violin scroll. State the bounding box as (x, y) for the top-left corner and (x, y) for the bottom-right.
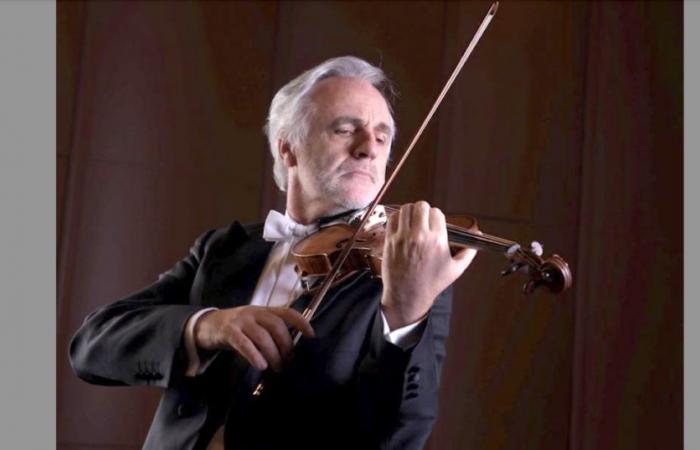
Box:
(502, 244), (572, 295)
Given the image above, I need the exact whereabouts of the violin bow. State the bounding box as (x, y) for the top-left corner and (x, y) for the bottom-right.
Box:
(253, 2), (499, 396)
(297, 2), (499, 328)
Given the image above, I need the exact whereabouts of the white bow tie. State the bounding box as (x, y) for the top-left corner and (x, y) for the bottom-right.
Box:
(262, 205), (388, 243)
(262, 210), (319, 242)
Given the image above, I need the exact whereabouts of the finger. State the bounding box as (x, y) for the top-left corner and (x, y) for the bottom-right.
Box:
(412, 201), (430, 233)
(229, 328), (267, 371)
(386, 210), (399, 235)
(243, 322), (283, 372)
(429, 207), (447, 235)
(257, 313), (293, 361)
(271, 307), (315, 338)
(398, 203), (413, 234)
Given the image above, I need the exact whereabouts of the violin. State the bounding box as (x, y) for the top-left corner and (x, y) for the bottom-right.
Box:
(292, 205), (572, 295)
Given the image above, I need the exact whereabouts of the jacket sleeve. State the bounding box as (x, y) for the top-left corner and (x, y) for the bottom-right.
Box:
(355, 286), (453, 450)
(68, 229), (216, 389)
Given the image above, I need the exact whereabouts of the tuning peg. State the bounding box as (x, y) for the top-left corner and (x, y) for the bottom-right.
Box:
(501, 262), (523, 277)
(523, 279), (544, 295)
(529, 241), (543, 256)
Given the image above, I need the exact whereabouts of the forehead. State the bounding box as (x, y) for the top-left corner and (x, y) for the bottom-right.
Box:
(306, 77), (392, 120)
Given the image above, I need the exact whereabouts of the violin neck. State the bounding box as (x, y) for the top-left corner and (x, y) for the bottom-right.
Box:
(447, 227), (517, 254)
(382, 204), (517, 254)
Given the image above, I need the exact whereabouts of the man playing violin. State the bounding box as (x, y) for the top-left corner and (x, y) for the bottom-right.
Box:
(70, 56), (477, 450)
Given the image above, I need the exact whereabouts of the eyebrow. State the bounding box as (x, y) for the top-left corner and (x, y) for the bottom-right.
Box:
(330, 116), (394, 137)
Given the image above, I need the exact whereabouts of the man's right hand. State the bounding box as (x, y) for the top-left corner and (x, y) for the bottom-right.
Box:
(194, 306), (315, 372)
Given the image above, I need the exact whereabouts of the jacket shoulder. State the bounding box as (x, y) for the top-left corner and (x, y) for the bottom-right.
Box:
(197, 220), (264, 255)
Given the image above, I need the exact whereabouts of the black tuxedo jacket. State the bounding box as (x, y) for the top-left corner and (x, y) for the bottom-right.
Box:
(69, 221), (453, 450)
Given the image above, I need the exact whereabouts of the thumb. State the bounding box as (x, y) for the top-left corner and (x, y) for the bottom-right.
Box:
(452, 247), (478, 274)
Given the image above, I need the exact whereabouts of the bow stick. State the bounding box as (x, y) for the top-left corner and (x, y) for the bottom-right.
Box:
(253, 1), (499, 397)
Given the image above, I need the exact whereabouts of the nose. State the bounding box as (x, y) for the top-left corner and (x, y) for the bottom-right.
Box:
(351, 129), (380, 160)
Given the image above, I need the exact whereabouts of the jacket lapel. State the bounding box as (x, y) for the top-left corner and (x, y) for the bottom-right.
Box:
(200, 222), (274, 309)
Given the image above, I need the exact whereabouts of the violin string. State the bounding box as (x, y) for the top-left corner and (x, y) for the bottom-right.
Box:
(446, 230), (506, 247)
(446, 226), (517, 247)
(383, 206), (517, 250)
(384, 204), (517, 249)
(449, 236), (507, 252)
(448, 236), (510, 254)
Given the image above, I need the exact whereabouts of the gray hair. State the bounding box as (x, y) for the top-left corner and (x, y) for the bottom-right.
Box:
(264, 56), (396, 191)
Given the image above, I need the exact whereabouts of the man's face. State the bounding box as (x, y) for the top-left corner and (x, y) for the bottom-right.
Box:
(288, 77), (393, 215)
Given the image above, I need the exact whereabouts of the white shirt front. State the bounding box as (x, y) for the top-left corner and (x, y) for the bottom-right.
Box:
(249, 211), (318, 308)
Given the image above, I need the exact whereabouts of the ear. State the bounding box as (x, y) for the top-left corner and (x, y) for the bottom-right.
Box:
(278, 139), (298, 167)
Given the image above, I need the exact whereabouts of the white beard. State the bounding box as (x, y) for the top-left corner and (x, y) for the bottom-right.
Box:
(310, 166), (381, 211)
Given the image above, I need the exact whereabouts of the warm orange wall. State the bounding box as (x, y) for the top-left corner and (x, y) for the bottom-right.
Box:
(57, 2), (682, 449)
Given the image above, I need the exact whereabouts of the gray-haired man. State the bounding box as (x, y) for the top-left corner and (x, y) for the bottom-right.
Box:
(70, 56), (476, 450)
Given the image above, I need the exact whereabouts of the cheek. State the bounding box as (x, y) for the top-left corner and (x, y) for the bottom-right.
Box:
(303, 138), (345, 170)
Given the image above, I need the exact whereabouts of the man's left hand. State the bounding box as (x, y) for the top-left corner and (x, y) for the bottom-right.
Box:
(380, 201), (477, 330)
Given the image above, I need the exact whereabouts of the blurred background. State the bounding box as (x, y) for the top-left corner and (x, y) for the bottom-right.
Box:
(56, 1), (682, 449)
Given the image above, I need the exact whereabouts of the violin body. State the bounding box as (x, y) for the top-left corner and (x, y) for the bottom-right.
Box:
(293, 223), (384, 278)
